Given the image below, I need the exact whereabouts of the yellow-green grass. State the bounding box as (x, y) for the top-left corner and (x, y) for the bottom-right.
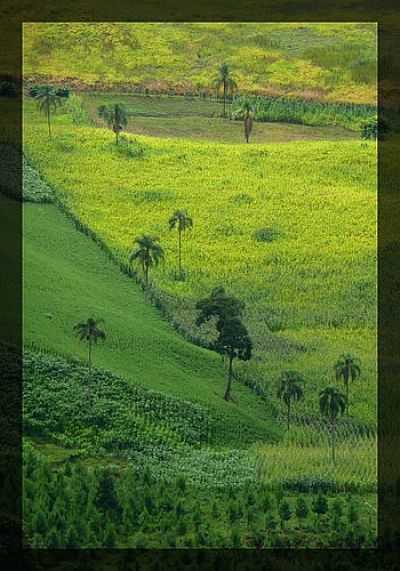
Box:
(23, 102), (377, 427)
(256, 425), (376, 491)
(23, 200), (281, 446)
(23, 22), (377, 104)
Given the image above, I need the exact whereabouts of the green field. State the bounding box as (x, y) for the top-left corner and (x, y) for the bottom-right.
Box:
(82, 93), (361, 142)
(23, 23), (377, 104)
(23, 200), (281, 446)
(23, 98), (377, 427)
(18, 22), (378, 548)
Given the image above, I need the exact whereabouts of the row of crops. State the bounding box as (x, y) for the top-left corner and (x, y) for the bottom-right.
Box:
(231, 95), (377, 131)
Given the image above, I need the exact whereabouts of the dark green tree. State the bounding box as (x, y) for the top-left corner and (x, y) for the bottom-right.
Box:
(319, 385), (347, 464)
(215, 316), (252, 401)
(334, 353), (361, 413)
(295, 497), (309, 524)
(278, 500), (292, 529)
(312, 494), (329, 528)
(97, 103), (128, 145)
(276, 370), (305, 431)
(129, 234), (164, 287)
(168, 209), (193, 279)
(212, 63), (238, 117)
(73, 317), (106, 376)
(33, 85), (65, 138)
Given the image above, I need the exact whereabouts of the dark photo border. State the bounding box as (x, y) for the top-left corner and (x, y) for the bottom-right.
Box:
(1, 2), (399, 569)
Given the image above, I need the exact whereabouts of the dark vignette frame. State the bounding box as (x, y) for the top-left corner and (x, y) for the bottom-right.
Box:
(0, 1), (398, 569)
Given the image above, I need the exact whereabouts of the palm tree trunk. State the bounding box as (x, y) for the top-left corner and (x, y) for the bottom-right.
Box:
(345, 380), (349, 415)
(332, 420), (336, 464)
(144, 264), (149, 287)
(223, 81), (226, 117)
(224, 354), (234, 401)
(178, 228), (182, 277)
(287, 400), (291, 432)
(47, 105), (51, 139)
(88, 338), (92, 374)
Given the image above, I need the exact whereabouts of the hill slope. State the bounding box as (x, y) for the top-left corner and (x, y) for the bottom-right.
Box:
(23, 22), (377, 104)
(23, 200), (281, 445)
(23, 103), (377, 427)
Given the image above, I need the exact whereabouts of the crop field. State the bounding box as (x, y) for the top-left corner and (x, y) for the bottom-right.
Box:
(23, 99), (377, 427)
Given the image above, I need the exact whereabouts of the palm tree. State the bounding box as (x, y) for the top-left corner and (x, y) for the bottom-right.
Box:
(239, 99), (254, 143)
(97, 103), (128, 145)
(128, 235), (165, 287)
(168, 210), (193, 279)
(73, 317), (106, 375)
(319, 386), (347, 464)
(212, 63), (238, 117)
(34, 85), (65, 138)
(276, 371), (305, 432)
(334, 354), (361, 413)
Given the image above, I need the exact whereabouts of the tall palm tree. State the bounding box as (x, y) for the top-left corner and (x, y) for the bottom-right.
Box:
(319, 386), (346, 464)
(239, 99), (254, 143)
(212, 63), (238, 117)
(97, 103), (128, 145)
(34, 85), (65, 138)
(128, 235), (164, 287)
(168, 209), (193, 279)
(276, 371), (305, 432)
(73, 317), (106, 375)
(334, 354), (361, 413)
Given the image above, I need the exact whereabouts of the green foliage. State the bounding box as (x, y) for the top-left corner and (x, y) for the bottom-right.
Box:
(65, 93), (90, 125)
(253, 227), (280, 243)
(232, 95), (377, 131)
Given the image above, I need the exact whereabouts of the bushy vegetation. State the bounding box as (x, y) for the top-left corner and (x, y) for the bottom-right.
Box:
(23, 442), (376, 548)
(232, 95), (377, 132)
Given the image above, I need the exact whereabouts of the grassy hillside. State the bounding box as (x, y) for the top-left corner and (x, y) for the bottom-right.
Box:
(23, 200), (281, 445)
(23, 101), (377, 427)
(23, 23), (377, 104)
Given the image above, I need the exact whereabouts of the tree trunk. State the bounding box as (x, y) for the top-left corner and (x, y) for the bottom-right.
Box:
(223, 81), (226, 117)
(345, 379), (349, 415)
(178, 228), (182, 277)
(332, 420), (336, 464)
(47, 105), (51, 139)
(224, 354), (234, 401)
(287, 400), (291, 432)
(144, 264), (149, 287)
(88, 338), (92, 374)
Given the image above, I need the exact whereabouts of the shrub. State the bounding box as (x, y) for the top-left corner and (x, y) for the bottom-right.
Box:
(254, 227), (280, 243)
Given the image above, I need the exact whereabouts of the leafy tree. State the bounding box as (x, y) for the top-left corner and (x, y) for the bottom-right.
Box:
(196, 286), (245, 328)
(168, 209), (193, 279)
(295, 497), (309, 523)
(312, 494), (329, 528)
(128, 234), (164, 287)
(196, 287), (250, 400)
(334, 353), (361, 413)
(73, 317), (106, 376)
(347, 501), (360, 526)
(215, 316), (252, 401)
(33, 85), (65, 138)
(278, 500), (292, 529)
(276, 370), (305, 431)
(231, 527), (242, 547)
(265, 511), (278, 532)
(95, 469), (121, 518)
(97, 103), (128, 144)
(212, 63), (238, 117)
(319, 386), (347, 464)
